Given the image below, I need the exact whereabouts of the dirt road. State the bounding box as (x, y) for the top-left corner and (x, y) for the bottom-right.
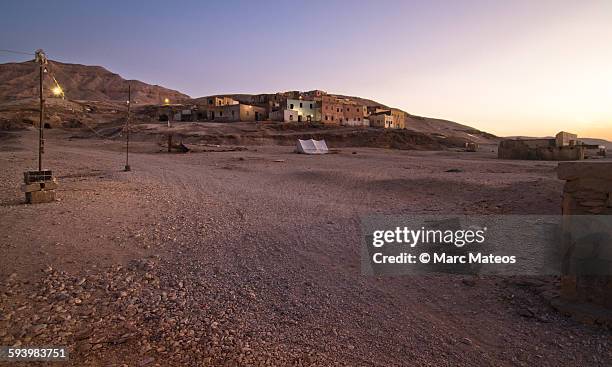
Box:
(1, 129), (610, 366)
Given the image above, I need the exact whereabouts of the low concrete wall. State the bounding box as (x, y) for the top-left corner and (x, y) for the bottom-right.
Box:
(557, 162), (612, 314)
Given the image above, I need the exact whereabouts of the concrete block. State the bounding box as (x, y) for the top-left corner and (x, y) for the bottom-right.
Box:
(41, 180), (59, 190)
(574, 190), (607, 201)
(21, 183), (42, 193)
(558, 162), (612, 180)
(566, 178), (610, 193)
(25, 190), (56, 204)
(579, 200), (606, 208)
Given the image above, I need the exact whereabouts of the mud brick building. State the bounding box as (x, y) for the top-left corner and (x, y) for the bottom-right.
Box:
(320, 95), (366, 126)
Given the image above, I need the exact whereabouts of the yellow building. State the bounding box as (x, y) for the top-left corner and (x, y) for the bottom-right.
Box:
(205, 96), (239, 107)
(369, 111), (394, 128)
(369, 109), (406, 129)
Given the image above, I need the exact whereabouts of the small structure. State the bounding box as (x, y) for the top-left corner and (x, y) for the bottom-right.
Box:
(22, 170), (58, 204)
(368, 108), (405, 129)
(555, 131), (578, 147)
(584, 144), (607, 159)
(193, 102), (267, 122)
(464, 142), (478, 152)
(295, 139), (329, 154)
(369, 111), (394, 128)
(498, 131), (585, 161)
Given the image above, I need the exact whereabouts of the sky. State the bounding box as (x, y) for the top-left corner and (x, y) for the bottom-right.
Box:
(1, 0), (611, 140)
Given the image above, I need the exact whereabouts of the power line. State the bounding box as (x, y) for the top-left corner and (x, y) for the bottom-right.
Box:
(0, 49), (35, 56)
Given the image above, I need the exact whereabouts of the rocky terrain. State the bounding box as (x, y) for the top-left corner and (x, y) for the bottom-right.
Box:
(0, 60), (189, 104)
(0, 129), (610, 366)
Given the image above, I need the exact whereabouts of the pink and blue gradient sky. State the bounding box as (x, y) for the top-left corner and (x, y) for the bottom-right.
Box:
(1, 0), (611, 139)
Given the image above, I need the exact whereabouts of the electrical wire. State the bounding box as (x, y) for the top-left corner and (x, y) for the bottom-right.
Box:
(0, 49), (35, 56)
(2, 49), (130, 142)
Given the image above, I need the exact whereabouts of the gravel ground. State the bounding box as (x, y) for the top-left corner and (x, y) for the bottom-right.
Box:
(0, 129), (610, 366)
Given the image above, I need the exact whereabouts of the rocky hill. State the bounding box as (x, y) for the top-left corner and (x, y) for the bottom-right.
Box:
(0, 60), (189, 104)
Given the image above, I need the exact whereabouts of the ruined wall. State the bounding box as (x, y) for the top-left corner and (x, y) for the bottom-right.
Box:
(498, 139), (584, 160)
(557, 162), (612, 311)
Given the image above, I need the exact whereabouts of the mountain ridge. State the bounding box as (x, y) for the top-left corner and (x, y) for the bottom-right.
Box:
(0, 60), (189, 104)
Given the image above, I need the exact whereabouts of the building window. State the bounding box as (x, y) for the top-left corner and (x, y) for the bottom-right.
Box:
(290, 115), (293, 121)
(325, 115), (328, 121)
(290, 104), (294, 109)
(220, 111), (223, 117)
(310, 103), (313, 109)
(299, 102), (303, 108)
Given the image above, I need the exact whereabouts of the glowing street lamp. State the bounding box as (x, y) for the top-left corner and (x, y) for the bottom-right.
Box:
(52, 85), (63, 97)
(164, 98), (170, 105)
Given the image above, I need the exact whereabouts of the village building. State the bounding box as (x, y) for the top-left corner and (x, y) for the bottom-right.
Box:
(368, 108), (406, 129)
(320, 95), (367, 126)
(195, 103), (266, 122)
(369, 111), (394, 128)
(175, 96), (268, 122)
(498, 131), (586, 160)
(206, 96), (239, 107)
(390, 108), (407, 129)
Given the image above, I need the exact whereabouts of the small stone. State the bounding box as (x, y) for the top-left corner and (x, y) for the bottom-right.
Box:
(139, 357), (155, 366)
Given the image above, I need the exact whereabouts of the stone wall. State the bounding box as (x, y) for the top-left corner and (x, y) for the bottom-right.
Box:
(557, 162), (612, 314)
(499, 139), (585, 160)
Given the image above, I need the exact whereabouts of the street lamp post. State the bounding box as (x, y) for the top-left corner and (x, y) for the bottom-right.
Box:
(164, 98), (172, 153)
(124, 84), (131, 171)
(35, 49), (48, 172)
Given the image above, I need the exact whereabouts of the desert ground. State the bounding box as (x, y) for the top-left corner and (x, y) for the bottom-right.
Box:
(1, 128), (611, 366)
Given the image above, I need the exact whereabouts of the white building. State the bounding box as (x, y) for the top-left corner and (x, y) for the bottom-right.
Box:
(285, 98), (320, 122)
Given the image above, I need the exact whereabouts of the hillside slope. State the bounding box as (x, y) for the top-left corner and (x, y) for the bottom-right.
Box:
(0, 60), (189, 104)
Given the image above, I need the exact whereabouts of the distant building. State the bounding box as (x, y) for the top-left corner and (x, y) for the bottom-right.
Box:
(320, 95), (367, 126)
(205, 96), (239, 107)
(390, 108), (407, 129)
(193, 103), (266, 122)
(556, 131), (578, 147)
(368, 108), (405, 129)
(369, 111), (394, 128)
(498, 131), (585, 160)
(284, 98), (320, 122)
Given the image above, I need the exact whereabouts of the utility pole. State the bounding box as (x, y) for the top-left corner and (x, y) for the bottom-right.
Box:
(164, 98), (172, 153)
(35, 49), (47, 171)
(124, 84), (131, 171)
